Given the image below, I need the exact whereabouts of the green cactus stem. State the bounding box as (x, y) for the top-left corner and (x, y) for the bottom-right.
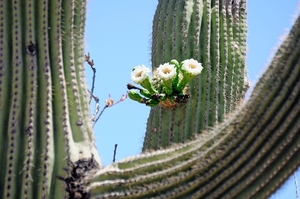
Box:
(142, 0), (248, 151)
(85, 1), (300, 198)
(0, 0), (100, 198)
(87, 11), (300, 198)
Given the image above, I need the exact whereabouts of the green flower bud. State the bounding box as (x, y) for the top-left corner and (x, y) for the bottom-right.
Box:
(128, 90), (144, 104)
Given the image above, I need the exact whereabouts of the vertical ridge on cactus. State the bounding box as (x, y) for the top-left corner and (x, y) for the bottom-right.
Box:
(73, 0), (95, 143)
(35, 0), (54, 198)
(0, 0), (8, 196)
(23, 2), (38, 199)
(3, 1), (27, 198)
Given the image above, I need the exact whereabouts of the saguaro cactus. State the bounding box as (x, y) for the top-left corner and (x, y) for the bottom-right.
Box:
(0, 0), (300, 199)
(0, 0), (100, 198)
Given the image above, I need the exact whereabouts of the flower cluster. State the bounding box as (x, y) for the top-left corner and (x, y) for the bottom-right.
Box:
(127, 58), (203, 107)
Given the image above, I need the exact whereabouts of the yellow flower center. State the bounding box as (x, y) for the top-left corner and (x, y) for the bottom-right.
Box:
(189, 64), (196, 69)
(162, 68), (172, 74)
(136, 71), (143, 77)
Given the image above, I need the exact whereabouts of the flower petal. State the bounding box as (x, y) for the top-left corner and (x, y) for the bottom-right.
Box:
(131, 65), (151, 84)
(157, 63), (176, 81)
(182, 59), (203, 76)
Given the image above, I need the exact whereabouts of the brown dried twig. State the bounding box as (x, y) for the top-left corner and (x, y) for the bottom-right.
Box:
(92, 94), (127, 127)
(85, 53), (96, 104)
(85, 53), (127, 126)
(112, 144), (118, 163)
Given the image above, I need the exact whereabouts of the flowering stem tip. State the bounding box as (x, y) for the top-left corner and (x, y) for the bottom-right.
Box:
(127, 59), (203, 107)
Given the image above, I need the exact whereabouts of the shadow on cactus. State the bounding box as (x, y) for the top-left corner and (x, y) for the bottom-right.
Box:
(127, 59), (203, 108)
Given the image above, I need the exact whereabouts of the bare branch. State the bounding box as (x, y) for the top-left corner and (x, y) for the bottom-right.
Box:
(112, 144), (118, 163)
(85, 53), (96, 104)
(92, 94), (127, 127)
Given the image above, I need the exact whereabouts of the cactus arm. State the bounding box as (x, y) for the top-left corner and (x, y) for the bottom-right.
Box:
(88, 111), (243, 198)
(143, 0), (248, 150)
(87, 6), (300, 198)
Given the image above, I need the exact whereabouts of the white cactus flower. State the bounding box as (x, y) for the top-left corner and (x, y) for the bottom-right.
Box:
(131, 65), (151, 84)
(157, 63), (176, 81)
(182, 59), (203, 76)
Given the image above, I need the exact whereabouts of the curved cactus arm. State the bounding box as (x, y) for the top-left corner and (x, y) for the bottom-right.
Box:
(87, 13), (300, 199)
(143, 0), (248, 150)
(0, 0), (100, 198)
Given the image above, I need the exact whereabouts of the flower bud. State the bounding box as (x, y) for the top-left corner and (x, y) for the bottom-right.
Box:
(128, 90), (144, 103)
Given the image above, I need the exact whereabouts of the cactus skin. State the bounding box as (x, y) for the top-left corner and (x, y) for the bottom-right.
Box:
(0, 0), (100, 198)
(87, 11), (300, 198)
(1, 0), (300, 199)
(143, 0), (248, 151)
(86, 1), (300, 199)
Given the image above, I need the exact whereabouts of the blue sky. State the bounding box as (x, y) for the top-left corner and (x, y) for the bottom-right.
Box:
(84, 1), (300, 198)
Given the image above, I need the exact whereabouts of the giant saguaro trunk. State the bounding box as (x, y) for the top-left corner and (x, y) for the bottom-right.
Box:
(0, 0), (100, 198)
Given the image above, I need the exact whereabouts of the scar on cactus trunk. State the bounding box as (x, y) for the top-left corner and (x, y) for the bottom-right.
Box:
(57, 156), (99, 199)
